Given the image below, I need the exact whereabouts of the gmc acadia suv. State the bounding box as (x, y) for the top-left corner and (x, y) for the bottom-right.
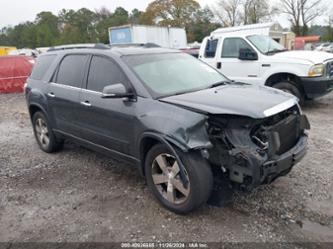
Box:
(25, 44), (310, 214)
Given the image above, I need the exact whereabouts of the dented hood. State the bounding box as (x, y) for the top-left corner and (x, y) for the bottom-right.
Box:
(160, 84), (298, 119)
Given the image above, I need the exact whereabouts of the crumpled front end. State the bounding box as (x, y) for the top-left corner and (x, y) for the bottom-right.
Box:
(207, 104), (310, 191)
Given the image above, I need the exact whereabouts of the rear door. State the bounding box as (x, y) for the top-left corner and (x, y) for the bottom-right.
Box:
(218, 37), (260, 84)
(77, 55), (136, 155)
(47, 54), (89, 136)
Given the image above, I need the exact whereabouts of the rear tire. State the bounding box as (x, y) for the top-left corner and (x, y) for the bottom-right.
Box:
(32, 111), (63, 153)
(273, 81), (305, 105)
(145, 144), (213, 214)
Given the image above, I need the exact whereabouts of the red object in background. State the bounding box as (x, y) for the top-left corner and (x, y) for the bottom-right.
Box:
(294, 39), (305, 50)
(295, 36), (321, 50)
(0, 56), (35, 93)
(180, 48), (200, 58)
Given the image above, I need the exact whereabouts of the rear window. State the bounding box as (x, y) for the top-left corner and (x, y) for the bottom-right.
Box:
(30, 55), (56, 80)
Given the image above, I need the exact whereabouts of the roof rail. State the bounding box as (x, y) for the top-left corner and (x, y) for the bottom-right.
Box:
(110, 43), (161, 48)
(47, 43), (110, 52)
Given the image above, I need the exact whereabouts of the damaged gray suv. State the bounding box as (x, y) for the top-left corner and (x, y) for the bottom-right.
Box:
(25, 44), (310, 214)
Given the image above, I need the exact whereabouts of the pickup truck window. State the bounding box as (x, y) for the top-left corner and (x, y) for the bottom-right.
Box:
(204, 39), (218, 58)
(247, 35), (286, 55)
(222, 38), (253, 58)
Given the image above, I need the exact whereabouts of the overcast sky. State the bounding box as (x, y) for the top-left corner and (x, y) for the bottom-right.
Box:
(0, 0), (213, 27)
(0, 0), (330, 28)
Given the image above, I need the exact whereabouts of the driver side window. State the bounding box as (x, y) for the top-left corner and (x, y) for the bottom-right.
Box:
(222, 38), (253, 58)
(87, 56), (128, 92)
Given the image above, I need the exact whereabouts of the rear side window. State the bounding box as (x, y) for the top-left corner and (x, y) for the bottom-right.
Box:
(30, 55), (56, 80)
(204, 39), (218, 58)
(222, 38), (253, 58)
(56, 54), (88, 88)
(87, 56), (128, 92)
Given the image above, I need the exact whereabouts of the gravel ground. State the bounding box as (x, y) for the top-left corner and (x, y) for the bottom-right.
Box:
(0, 93), (332, 243)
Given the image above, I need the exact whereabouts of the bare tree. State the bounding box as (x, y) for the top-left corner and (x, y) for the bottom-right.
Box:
(281, 0), (325, 35)
(243, 0), (275, 25)
(323, 15), (333, 41)
(300, 0), (324, 34)
(213, 0), (276, 26)
(213, 0), (243, 27)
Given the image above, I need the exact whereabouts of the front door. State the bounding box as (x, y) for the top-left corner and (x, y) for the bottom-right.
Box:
(77, 55), (136, 155)
(218, 37), (260, 84)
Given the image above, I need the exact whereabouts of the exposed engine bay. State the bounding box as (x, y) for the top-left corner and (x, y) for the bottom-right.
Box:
(207, 104), (310, 191)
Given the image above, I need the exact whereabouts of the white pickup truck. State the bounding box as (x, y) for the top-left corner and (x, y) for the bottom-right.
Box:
(199, 33), (333, 104)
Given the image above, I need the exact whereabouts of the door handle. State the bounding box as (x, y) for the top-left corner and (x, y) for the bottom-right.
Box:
(48, 92), (56, 98)
(80, 101), (91, 107)
(216, 62), (222, 69)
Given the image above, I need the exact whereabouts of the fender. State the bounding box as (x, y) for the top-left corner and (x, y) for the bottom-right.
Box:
(262, 66), (309, 85)
(138, 132), (191, 183)
(139, 132), (185, 156)
(27, 87), (48, 115)
(27, 101), (48, 119)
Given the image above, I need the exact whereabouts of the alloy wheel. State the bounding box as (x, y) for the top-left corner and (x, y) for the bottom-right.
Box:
(151, 153), (190, 205)
(35, 118), (50, 148)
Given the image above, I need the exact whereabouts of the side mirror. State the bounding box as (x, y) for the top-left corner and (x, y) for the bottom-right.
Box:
(238, 48), (258, 61)
(102, 83), (134, 99)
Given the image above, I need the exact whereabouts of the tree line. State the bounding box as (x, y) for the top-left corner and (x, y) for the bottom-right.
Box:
(0, 0), (332, 49)
(0, 0), (220, 48)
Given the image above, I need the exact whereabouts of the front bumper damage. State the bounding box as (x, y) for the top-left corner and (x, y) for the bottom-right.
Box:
(207, 107), (310, 191)
(261, 134), (307, 184)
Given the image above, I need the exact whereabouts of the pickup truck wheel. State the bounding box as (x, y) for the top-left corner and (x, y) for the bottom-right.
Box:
(273, 82), (304, 105)
(145, 144), (213, 214)
(32, 111), (63, 153)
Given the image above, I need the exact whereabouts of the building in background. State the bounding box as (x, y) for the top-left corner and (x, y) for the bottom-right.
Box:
(281, 32), (296, 50)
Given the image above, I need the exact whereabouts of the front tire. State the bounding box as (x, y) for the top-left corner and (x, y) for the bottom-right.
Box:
(273, 81), (305, 105)
(145, 144), (213, 214)
(32, 111), (63, 153)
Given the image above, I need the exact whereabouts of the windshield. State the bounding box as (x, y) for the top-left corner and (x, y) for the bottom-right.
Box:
(124, 53), (228, 98)
(247, 35), (286, 55)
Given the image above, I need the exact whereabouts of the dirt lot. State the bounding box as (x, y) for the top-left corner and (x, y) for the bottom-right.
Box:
(0, 93), (332, 243)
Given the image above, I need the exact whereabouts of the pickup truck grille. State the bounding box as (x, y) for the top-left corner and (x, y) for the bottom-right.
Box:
(327, 61), (333, 78)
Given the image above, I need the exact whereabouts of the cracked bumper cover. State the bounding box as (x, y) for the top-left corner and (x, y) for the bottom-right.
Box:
(261, 134), (308, 184)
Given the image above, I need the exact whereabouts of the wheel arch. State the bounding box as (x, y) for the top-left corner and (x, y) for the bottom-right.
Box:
(28, 103), (48, 120)
(265, 72), (303, 90)
(138, 132), (189, 177)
